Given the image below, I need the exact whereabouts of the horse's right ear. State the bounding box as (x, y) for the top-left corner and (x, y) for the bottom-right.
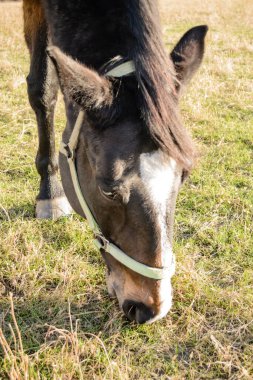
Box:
(170, 25), (208, 94)
(47, 46), (113, 110)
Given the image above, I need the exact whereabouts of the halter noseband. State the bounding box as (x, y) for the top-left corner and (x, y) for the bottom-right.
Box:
(59, 60), (175, 280)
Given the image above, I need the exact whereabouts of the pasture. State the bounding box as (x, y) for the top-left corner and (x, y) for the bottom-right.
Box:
(0, 0), (252, 378)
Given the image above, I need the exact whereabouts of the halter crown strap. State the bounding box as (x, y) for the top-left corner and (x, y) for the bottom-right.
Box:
(59, 60), (175, 280)
(105, 60), (135, 77)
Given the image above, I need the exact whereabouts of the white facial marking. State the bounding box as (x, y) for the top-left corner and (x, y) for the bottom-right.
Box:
(140, 149), (179, 322)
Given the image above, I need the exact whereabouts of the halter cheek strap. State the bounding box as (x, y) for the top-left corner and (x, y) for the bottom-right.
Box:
(59, 61), (175, 280)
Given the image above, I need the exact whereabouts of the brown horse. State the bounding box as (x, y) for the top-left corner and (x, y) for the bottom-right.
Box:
(23, 0), (207, 323)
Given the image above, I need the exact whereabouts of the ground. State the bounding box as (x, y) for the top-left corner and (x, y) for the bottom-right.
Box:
(0, 0), (253, 379)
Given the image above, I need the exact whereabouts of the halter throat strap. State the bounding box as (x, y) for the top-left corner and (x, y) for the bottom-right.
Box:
(59, 60), (175, 280)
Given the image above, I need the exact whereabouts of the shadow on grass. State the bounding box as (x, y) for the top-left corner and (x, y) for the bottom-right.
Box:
(0, 287), (124, 356)
(240, 138), (253, 151)
(0, 202), (35, 221)
(175, 223), (197, 242)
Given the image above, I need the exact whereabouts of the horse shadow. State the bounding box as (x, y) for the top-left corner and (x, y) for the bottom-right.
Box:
(0, 282), (127, 356)
(0, 202), (35, 222)
(0, 202), (128, 348)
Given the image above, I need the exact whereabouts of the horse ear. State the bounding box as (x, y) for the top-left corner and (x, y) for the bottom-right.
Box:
(170, 25), (208, 93)
(47, 46), (113, 110)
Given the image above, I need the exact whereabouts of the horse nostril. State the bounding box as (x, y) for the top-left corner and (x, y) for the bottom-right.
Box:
(122, 300), (155, 324)
(122, 300), (136, 321)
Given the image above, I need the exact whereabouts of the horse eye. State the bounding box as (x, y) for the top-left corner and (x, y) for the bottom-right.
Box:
(99, 186), (116, 200)
(98, 184), (130, 204)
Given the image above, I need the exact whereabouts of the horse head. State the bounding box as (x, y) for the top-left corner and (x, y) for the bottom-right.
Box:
(48, 25), (208, 323)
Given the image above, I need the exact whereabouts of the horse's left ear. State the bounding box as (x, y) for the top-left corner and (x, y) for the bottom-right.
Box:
(170, 25), (208, 93)
(47, 46), (113, 111)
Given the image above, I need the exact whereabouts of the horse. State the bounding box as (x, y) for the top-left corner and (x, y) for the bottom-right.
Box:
(23, 0), (207, 324)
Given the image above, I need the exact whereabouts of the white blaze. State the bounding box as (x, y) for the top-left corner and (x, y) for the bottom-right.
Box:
(139, 149), (178, 322)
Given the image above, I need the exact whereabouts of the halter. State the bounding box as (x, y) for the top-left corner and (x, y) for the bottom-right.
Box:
(59, 60), (175, 280)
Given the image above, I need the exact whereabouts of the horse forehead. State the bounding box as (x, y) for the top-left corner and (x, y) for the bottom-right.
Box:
(139, 149), (178, 204)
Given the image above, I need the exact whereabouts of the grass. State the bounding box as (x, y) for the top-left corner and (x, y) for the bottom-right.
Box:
(0, 0), (252, 378)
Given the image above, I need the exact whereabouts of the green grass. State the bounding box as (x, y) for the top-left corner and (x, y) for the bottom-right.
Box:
(0, 0), (253, 379)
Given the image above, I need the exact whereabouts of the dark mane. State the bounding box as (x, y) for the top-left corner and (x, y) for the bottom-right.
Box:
(124, 0), (195, 169)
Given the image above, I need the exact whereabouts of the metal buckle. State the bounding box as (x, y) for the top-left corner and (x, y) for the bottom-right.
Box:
(95, 234), (109, 251)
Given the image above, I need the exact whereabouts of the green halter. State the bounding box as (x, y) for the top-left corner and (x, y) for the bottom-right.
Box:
(59, 61), (175, 280)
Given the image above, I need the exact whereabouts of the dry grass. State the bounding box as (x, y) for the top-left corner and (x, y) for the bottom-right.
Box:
(0, 0), (253, 379)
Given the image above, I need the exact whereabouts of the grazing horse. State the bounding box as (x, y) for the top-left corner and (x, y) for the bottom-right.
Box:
(23, 0), (207, 323)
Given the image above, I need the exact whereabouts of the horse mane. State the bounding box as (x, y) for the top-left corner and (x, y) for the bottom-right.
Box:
(123, 0), (195, 170)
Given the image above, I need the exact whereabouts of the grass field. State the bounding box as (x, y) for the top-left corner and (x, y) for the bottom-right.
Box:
(0, 0), (253, 379)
